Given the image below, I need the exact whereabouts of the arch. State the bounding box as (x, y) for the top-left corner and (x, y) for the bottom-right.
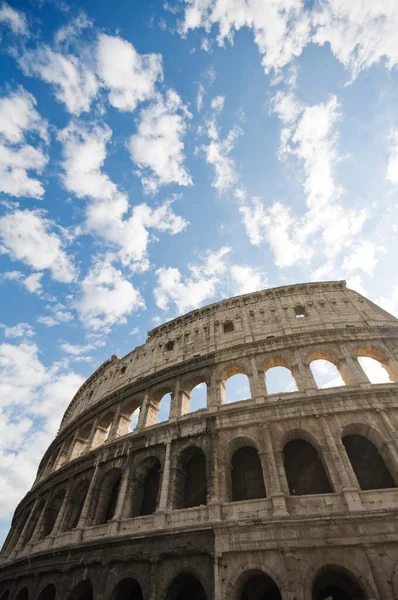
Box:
(149, 386), (173, 425)
(312, 565), (366, 599)
(0, 592), (9, 600)
(119, 397), (142, 436)
(283, 439), (333, 495)
(175, 446), (207, 509)
(62, 479), (90, 531)
(230, 446), (266, 502)
(222, 366), (251, 404)
(15, 589), (29, 600)
(111, 578), (143, 600)
(357, 356), (392, 383)
(94, 468), (122, 525)
(37, 584), (56, 600)
(265, 365), (298, 394)
(342, 434), (396, 490)
(165, 573), (206, 600)
(68, 581), (93, 600)
(41, 490), (65, 538)
(309, 359), (345, 389)
(131, 457), (161, 517)
(91, 411), (114, 449)
(235, 569), (282, 600)
(158, 393), (171, 423)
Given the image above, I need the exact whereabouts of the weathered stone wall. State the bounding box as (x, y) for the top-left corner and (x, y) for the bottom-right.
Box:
(1, 281), (398, 600)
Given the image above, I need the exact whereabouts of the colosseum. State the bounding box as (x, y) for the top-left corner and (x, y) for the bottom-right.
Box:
(1, 280), (398, 600)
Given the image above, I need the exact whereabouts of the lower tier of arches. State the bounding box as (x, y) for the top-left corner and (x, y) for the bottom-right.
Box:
(1, 520), (398, 600)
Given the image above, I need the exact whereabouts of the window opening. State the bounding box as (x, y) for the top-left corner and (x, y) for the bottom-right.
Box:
(283, 439), (332, 495)
(310, 360), (345, 389)
(343, 434), (396, 490)
(225, 373), (251, 404)
(294, 305), (306, 318)
(265, 366), (298, 394)
(357, 356), (392, 383)
(190, 382), (207, 412)
(231, 447), (266, 501)
(223, 321), (234, 333)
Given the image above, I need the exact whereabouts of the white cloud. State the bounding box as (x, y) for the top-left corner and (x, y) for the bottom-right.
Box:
(0, 209), (76, 283)
(59, 342), (95, 356)
(20, 46), (99, 116)
(129, 89), (192, 193)
(202, 97), (242, 193)
(155, 247), (231, 313)
(230, 264), (268, 295)
(387, 129), (398, 185)
(0, 2), (28, 35)
(240, 93), (368, 268)
(0, 341), (83, 516)
(378, 285), (398, 318)
(37, 303), (74, 327)
(96, 34), (162, 111)
(178, 0), (398, 79)
(60, 121), (188, 266)
(24, 272), (44, 295)
(0, 323), (35, 339)
(76, 256), (145, 330)
(0, 88), (48, 199)
(342, 241), (385, 276)
(54, 12), (92, 48)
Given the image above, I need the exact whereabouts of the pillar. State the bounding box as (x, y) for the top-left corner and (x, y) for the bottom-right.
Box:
(292, 350), (318, 392)
(338, 347), (370, 386)
(320, 416), (363, 511)
(29, 497), (50, 545)
(84, 417), (99, 453)
(110, 458), (131, 533)
(76, 463), (100, 530)
(8, 498), (39, 556)
(261, 424), (288, 516)
(249, 356), (267, 402)
(50, 489), (71, 539)
(207, 366), (222, 410)
(108, 403), (123, 440)
(365, 545), (391, 600)
(157, 441), (172, 512)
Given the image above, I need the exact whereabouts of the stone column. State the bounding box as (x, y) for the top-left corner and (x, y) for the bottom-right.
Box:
(249, 356), (266, 402)
(29, 497), (49, 544)
(50, 489), (71, 539)
(108, 403), (123, 441)
(208, 431), (222, 521)
(84, 417), (99, 453)
(338, 348), (370, 386)
(8, 498), (39, 556)
(154, 441), (172, 528)
(169, 378), (189, 420)
(292, 350), (318, 392)
(365, 545), (391, 600)
(320, 416), (363, 511)
(157, 441), (172, 512)
(261, 424), (288, 516)
(76, 463), (100, 530)
(136, 391), (149, 430)
(207, 366), (222, 410)
(109, 458), (131, 533)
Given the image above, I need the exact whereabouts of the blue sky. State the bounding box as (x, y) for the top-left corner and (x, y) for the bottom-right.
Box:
(0, 0), (397, 544)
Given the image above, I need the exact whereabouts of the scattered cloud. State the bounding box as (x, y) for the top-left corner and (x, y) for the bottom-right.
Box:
(60, 121), (188, 267)
(0, 341), (83, 515)
(75, 256), (145, 330)
(0, 87), (48, 199)
(0, 322), (35, 339)
(20, 46), (99, 116)
(96, 34), (162, 111)
(387, 129), (398, 185)
(0, 209), (76, 283)
(128, 89), (192, 193)
(37, 303), (74, 327)
(0, 2), (28, 36)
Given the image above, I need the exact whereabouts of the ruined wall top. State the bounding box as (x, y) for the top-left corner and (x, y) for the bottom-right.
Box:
(59, 280), (397, 431)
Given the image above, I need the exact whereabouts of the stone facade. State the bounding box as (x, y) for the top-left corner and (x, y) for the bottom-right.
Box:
(1, 280), (398, 600)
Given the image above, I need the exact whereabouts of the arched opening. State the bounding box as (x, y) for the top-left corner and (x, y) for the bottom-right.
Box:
(189, 382), (207, 412)
(95, 469), (122, 525)
(283, 439), (332, 495)
(131, 457), (161, 517)
(357, 356), (392, 383)
(231, 447), (266, 502)
(175, 447), (207, 509)
(37, 584), (56, 600)
(265, 366), (298, 394)
(15, 589), (29, 600)
(68, 581), (93, 600)
(165, 573), (206, 600)
(238, 571), (282, 600)
(112, 578), (143, 600)
(128, 408), (140, 432)
(343, 434), (396, 490)
(310, 359), (345, 389)
(312, 567), (366, 599)
(158, 393), (171, 423)
(70, 423), (92, 460)
(63, 479), (90, 531)
(41, 490), (66, 538)
(224, 372), (251, 404)
(0, 591), (9, 600)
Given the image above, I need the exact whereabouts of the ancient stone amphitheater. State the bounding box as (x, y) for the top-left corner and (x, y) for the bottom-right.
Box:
(1, 281), (398, 600)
